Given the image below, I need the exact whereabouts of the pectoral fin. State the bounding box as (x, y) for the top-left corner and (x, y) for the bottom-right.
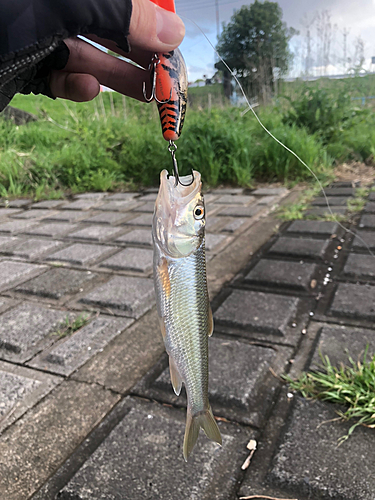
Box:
(208, 306), (214, 337)
(169, 356), (182, 396)
(158, 317), (166, 340)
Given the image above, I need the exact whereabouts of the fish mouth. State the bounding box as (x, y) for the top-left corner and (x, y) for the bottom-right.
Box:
(157, 170), (201, 207)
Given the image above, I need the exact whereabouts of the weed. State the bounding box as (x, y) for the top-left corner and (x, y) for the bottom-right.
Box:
(283, 348), (375, 444)
(52, 313), (89, 339)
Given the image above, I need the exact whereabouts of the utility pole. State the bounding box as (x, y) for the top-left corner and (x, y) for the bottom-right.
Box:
(343, 28), (349, 73)
(215, 0), (220, 40)
(305, 29), (311, 76)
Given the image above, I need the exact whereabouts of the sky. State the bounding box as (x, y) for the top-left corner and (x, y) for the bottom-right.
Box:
(174, 0), (375, 81)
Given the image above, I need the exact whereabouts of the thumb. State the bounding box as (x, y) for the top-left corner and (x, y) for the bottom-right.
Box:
(128, 0), (185, 52)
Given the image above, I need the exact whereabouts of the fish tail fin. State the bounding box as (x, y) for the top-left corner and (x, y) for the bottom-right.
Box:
(183, 406), (222, 462)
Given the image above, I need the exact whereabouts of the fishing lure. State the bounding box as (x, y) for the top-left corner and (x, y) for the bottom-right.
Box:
(147, 0), (188, 169)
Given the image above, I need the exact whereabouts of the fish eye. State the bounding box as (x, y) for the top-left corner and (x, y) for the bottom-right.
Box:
(193, 205), (205, 220)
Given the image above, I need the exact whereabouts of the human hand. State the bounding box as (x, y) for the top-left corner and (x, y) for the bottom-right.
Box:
(49, 0), (185, 102)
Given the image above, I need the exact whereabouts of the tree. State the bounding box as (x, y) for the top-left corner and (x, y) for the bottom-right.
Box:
(216, 1), (296, 100)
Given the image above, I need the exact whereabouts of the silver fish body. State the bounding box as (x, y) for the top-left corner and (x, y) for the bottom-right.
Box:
(152, 169), (222, 460)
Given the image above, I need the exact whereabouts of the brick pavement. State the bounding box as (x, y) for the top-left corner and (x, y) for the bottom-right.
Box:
(0, 182), (374, 499)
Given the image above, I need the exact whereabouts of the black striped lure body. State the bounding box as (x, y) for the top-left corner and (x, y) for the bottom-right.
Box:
(155, 48), (188, 142)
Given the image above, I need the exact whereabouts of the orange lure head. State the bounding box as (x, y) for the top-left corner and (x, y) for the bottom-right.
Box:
(155, 49), (187, 141)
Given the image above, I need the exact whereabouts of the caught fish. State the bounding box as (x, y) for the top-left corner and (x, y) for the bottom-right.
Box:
(152, 169), (222, 461)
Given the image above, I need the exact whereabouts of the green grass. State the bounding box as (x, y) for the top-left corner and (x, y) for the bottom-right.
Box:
(52, 313), (90, 339)
(0, 96), (333, 198)
(1, 76), (374, 199)
(284, 348), (375, 444)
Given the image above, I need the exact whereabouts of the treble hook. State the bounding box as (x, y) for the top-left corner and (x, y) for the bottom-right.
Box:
(142, 54), (173, 104)
(168, 141), (194, 187)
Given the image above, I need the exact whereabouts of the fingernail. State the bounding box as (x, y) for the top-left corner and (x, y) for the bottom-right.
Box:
(155, 6), (185, 45)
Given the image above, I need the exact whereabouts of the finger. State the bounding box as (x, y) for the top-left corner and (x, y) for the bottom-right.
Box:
(86, 35), (153, 69)
(62, 38), (151, 101)
(129, 0), (185, 52)
(49, 72), (100, 101)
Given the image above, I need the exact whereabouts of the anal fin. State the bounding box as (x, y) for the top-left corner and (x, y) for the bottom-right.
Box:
(169, 356), (182, 396)
(208, 306), (214, 337)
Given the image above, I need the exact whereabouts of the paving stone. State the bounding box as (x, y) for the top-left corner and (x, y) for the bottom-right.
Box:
(134, 201), (155, 213)
(99, 247), (153, 273)
(213, 194), (255, 205)
(202, 194), (219, 204)
(343, 253), (375, 279)
(369, 192), (375, 201)
(9, 238), (63, 259)
(268, 236), (329, 260)
(137, 193), (158, 202)
(0, 260), (45, 292)
(115, 229), (153, 247)
(211, 188), (243, 195)
(31, 200), (65, 209)
(105, 192), (138, 200)
(44, 210), (88, 223)
(330, 181), (354, 188)
(322, 187), (355, 196)
(304, 206), (347, 216)
(287, 220), (338, 235)
(218, 205), (263, 218)
(11, 209), (52, 219)
(0, 236), (19, 252)
(45, 243), (117, 266)
(74, 192), (107, 200)
(245, 259), (317, 290)
(150, 338), (284, 426)
(79, 276), (154, 318)
(215, 289), (299, 336)
(364, 201), (375, 213)
(82, 211), (130, 225)
(29, 317), (133, 376)
(0, 303), (71, 363)
(67, 225), (125, 242)
(311, 196), (350, 206)
(0, 220), (39, 234)
(330, 283), (375, 320)
(60, 199), (102, 211)
(15, 268), (97, 299)
(0, 380), (120, 500)
(0, 208), (22, 219)
(221, 218), (247, 233)
(205, 233), (229, 252)
(269, 397), (375, 499)
(0, 361), (60, 432)
(22, 222), (77, 237)
(205, 216), (221, 232)
(310, 324), (375, 370)
(74, 309), (164, 392)
(352, 230), (375, 250)
(98, 200), (138, 212)
(125, 213), (153, 226)
(57, 398), (249, 500)
(7, 199), (31, 208)
(256, 195), (277, 205)
(359, 214), (375, 229)
(251, 187), (288, 196)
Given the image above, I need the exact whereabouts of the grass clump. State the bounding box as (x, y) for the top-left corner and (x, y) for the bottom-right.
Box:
(52, 313), (90, 339)
(284, 348), (375, 444)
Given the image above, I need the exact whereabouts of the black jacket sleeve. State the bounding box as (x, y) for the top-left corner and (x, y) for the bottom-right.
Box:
(0, 0), (133, 111)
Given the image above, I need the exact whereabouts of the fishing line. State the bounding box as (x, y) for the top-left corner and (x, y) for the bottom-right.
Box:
(180, 14), (375, 258)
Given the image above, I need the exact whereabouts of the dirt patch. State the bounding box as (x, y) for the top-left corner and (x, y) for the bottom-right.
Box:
(334, 162), (375, 185)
